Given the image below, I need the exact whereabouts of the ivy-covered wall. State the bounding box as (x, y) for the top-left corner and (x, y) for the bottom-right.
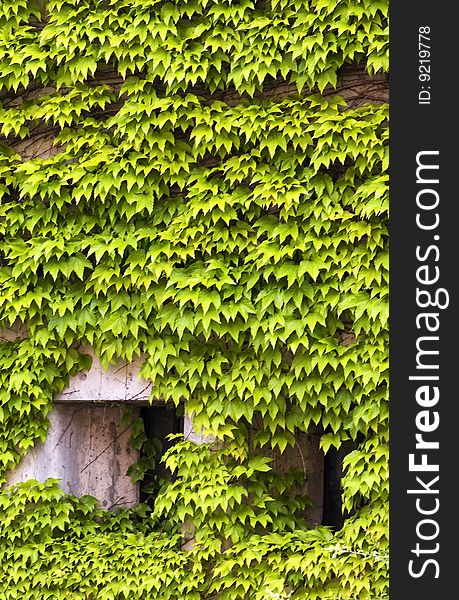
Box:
(0, 0), (388, 598)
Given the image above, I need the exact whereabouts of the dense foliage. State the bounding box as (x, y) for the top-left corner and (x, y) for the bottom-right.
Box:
(0, 0), (388, 598)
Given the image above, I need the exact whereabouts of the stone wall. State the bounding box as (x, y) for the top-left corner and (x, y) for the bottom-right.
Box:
(5, 344), (325, 518)
(7, 403), (140, 509)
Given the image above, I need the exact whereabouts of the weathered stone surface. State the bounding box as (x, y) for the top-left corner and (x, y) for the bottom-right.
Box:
(269, 431), (324, 526)
(0, 322), (27, 342)
(0, 331), (152, 404)
(4, 342), (148, 507)
(7, 404), (140, 509)
(56, 346), (152, 404)
(183, 415), (214, 444)
(250, 427), (324, 526)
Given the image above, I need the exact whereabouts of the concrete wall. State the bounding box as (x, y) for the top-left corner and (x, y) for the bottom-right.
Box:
(4, 346), (190, 508)
(7, 403), (140, 509)
(250, 428), (324, 526)
(268, 431), (324, 526)
(5, 345), (147, 507)
(56, 346), (152, 404)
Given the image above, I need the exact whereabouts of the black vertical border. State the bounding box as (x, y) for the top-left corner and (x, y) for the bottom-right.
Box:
(390, 3), (458, 598)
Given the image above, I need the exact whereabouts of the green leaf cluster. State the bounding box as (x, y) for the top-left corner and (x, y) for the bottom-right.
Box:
(0, 0), (388, 598)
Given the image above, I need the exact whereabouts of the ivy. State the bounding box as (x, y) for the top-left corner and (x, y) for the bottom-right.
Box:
(0, 0), (388, 598)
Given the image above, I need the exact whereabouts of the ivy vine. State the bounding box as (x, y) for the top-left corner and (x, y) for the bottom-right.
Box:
(0, 0), (388, 598)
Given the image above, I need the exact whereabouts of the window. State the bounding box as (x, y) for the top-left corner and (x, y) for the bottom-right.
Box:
(7, 349), (349, 524)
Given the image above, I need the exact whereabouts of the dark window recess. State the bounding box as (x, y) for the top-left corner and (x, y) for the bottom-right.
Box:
(322, 440), (357, 529)
(139, 404), (183, 505)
